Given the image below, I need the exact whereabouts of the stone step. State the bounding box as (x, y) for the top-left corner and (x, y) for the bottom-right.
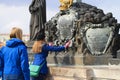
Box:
(47, 65), (120, 80)
(48, 66), (87, 79)
(89, 78), (119, 80)
(47, 76), (118, 80)
(47, 76), (86, 80)
(92, 66), (120, 79)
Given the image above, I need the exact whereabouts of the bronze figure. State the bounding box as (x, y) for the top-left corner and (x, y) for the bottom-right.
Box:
(29, 0), (46, 41)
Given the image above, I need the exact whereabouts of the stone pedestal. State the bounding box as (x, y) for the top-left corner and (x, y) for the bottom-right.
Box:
(26, 41), (34, 62)
(47, 53), (112, 65)
(26, 41), (113, 65)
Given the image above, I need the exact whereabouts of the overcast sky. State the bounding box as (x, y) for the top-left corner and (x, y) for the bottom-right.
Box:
(0, 0), (120, 34)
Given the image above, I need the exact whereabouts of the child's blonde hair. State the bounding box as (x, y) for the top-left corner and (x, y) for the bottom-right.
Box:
(10, 27), (23, 40)
(32, 29), (46, 53)
(32, 40), (45, 53)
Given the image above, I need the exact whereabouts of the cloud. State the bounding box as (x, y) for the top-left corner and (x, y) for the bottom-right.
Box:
(47, 10), (59, 20)
(0, 4), (58, 34)
(0, 1), (120, 35)
(83, 0), (120, 23)
(98, 6), (120, 23)
(0, 0), (31, 6)
(0, 4), (30, 34)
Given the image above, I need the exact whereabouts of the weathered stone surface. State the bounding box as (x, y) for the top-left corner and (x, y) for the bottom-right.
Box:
(47, 76), (86, 80)
(45, 2), (120, 57)
(83, 54), (112, 65)
(46, 65), (120, 80)
(46, 54), (112, 65)
(49, 66), (87, 78)
(108, 58), (120, 65)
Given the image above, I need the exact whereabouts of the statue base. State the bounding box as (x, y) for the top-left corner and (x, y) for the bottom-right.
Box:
(47, 53), (112, 65)
(26, 41), (119, 65)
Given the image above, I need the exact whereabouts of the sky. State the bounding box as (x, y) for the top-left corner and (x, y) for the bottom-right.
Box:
(0, 0), (120, 34)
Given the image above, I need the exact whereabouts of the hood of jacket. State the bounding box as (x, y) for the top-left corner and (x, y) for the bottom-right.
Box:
(6, 38), (24, 47)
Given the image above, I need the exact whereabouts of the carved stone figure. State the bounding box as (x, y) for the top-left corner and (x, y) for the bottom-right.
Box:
(45, 2), (120, 57)
(29, 0), (46, 41)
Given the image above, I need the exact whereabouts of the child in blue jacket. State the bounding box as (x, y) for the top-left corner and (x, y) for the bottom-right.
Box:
(31, 30), (71, 80)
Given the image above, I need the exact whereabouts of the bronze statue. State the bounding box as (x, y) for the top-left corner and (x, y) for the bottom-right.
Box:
(29, 0), (46, 41)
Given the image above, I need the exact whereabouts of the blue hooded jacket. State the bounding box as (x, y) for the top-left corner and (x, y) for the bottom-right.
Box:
(0, 51), (3, 78)
(32, 44), (65, 74)
(0, 38), (30, 80)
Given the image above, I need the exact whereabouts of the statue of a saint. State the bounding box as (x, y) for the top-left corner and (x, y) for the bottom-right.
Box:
(29, 0), (46, 41)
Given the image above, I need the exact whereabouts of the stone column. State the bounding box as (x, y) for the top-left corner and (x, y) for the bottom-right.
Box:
(73, 0), (81, 3)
